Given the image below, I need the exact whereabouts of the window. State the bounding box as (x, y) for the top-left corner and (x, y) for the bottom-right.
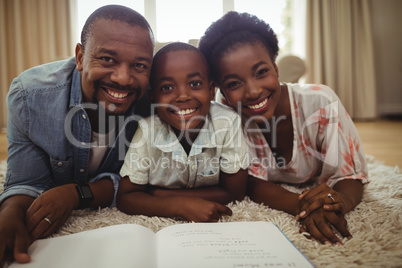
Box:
(155, 0), (222, 42)
(75, 0), (302, 56)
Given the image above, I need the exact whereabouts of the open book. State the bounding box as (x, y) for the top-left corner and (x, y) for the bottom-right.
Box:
(9, 221), (313, 268)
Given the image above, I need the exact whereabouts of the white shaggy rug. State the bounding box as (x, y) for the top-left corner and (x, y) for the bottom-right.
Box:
(1, 156), (401, 267)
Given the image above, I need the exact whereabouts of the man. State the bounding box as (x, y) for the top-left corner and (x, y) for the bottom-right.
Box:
(0, 5), (154, 264)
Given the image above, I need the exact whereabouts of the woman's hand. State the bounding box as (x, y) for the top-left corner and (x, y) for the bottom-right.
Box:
(26, 184), (79, 241)
(296, 183), (355, 220)
(299, 207), (352, 245)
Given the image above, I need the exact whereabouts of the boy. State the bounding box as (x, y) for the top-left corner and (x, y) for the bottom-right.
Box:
(117, 42), (249, 222)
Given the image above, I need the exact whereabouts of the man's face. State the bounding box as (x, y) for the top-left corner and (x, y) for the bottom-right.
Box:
(76, 19), (153, 115)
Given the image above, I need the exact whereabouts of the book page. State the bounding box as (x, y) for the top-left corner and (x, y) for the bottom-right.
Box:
(9, 224), (156, 268)
(156, 221), (313, 268)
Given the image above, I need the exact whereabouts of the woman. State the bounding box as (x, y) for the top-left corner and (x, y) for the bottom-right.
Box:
(198, 11), (368, 245)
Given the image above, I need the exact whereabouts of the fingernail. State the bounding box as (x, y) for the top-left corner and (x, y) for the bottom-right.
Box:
(295, 215), (300, 221)
(325, 241), (331, 245)
(300, 211), (306, 217)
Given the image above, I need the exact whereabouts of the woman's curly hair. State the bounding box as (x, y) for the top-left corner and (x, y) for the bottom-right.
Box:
(198, 11), (279, 80)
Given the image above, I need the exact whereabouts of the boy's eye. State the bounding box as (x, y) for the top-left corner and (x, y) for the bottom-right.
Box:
(189, 81), (202, 87)
(160, 84), (174, 92)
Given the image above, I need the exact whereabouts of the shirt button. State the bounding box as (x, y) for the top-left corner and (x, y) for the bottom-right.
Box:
(81, 142), (86, 146)
(80, 169), (85, 173)
(57, 162), (63, 167)
(82, 114), (87, 119)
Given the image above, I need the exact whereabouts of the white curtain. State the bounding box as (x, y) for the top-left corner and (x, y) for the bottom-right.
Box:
(0, 0), (76, 131)
(305, 0), (377, 119)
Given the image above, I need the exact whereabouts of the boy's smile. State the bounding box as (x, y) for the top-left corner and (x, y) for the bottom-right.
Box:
(151, 50), (214, 135)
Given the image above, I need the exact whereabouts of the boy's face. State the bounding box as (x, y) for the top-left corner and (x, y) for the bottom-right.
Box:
(151, 50), (214, 132)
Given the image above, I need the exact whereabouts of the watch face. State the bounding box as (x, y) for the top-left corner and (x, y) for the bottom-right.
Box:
(81, 186), (93, 198)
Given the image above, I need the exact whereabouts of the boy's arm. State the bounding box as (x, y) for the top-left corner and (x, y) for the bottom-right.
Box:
(116, 177), (232, 222)
(147, 169), (248, 204)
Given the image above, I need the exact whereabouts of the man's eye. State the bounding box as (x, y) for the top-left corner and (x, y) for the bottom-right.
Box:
(100, 57), (114, 63)
(135, 63), (147, 69)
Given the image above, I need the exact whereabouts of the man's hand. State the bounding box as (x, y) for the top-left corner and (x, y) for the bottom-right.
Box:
(176, 196), (232, 222)
(26, 184), (79, 241)
(0, 195), (34, 265)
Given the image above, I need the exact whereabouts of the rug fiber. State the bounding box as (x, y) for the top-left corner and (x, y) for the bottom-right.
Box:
(1, 156), (401, 267)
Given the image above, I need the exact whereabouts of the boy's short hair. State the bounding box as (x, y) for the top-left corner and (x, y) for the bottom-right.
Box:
(150, 42), (210, 84)
(81, 5), (154, 51)
(198, 11), (279, 81)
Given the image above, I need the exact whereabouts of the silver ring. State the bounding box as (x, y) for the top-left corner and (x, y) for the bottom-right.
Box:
(43, 217), (52, 225)
(327, 193), (335, 203)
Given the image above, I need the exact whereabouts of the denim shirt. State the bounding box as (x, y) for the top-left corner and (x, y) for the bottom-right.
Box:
(1, 57), (150, 205)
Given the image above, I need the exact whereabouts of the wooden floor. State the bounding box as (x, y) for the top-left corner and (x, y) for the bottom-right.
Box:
(0, 120), (402, 167)
(353, 119), (402, 168)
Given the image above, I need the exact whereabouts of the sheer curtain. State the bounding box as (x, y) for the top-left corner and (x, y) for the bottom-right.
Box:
(0, 0), (76, 131)
(305, 0), (377, 119)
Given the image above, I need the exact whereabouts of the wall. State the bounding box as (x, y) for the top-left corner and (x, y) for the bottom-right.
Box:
(371, 0), (402, 116)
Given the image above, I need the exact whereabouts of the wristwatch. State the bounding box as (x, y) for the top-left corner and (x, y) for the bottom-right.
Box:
(75, 183), (94, 209)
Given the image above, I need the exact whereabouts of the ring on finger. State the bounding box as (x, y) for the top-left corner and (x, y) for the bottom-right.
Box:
(327, 193), (335, 203)
(43, 217), (52, 226)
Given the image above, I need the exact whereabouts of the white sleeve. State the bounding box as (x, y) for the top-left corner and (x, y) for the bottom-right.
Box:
(219, 113), (250, 174)
(119, 121), (150, 185)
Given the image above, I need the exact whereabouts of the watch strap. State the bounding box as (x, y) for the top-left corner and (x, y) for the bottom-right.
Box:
(75, 183), (94, 209)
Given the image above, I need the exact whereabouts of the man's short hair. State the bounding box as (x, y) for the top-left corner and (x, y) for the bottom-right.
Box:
(80, 5), (154, 51)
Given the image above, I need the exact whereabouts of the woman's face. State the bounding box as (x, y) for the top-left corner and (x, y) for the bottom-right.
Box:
(216, 42), (281, 125)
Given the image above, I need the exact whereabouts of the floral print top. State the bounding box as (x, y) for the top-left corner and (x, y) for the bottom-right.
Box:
(245, 83), (369, 187)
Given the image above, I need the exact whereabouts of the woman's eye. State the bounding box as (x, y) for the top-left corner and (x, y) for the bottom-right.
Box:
(225, 81), (240, 90)
(256, 68), (268, 77)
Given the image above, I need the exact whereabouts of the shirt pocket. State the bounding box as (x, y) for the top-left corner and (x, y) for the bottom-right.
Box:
(50, 157), (74, 184)
(195, 166), (220, 187)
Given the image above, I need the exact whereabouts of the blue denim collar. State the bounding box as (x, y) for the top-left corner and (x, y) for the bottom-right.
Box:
(69, 68), (83, 108)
